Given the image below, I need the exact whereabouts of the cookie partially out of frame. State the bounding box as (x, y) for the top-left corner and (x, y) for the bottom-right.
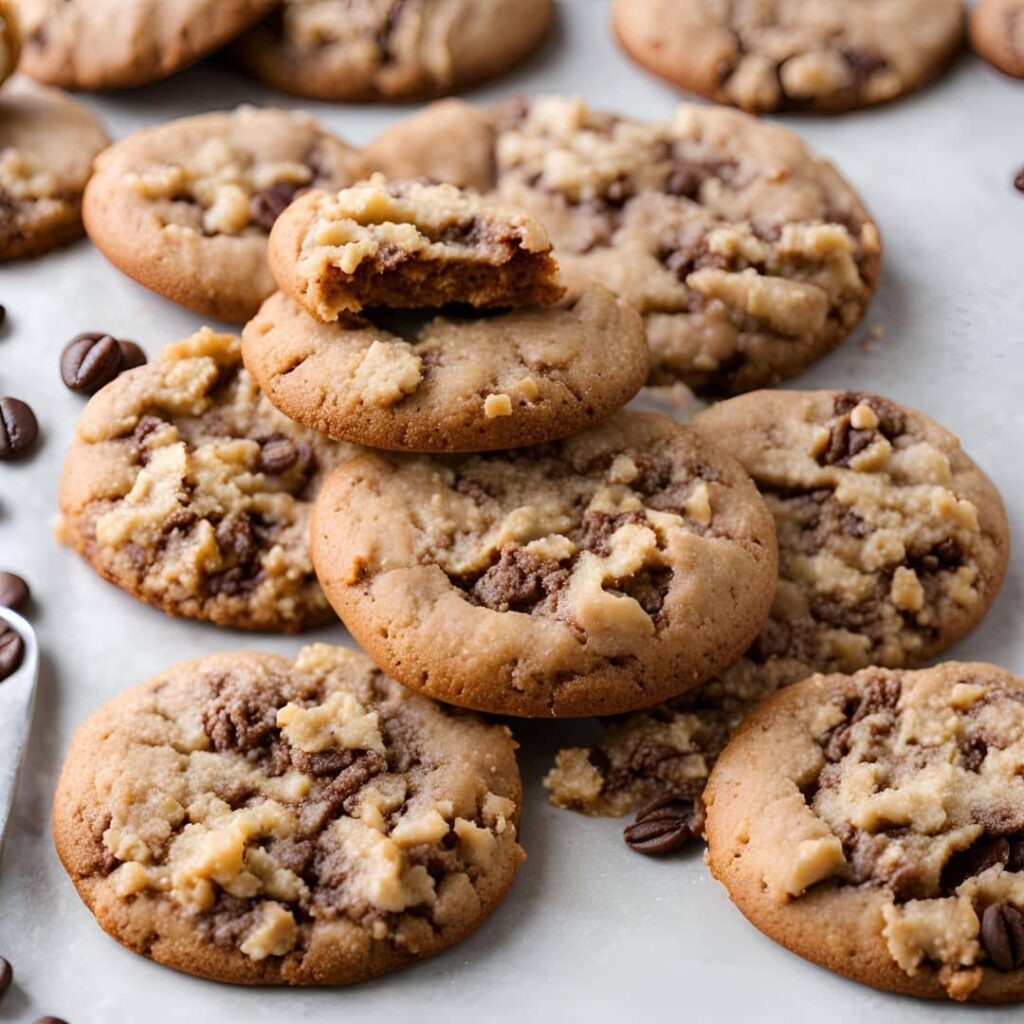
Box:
(242, 287), (649, 452)
(0, 74), (110, 261)
(233, 0), (554, 102)
(970, 0), (1024, 79)
(0, 0), (21, 89)
(53, 645), (525, 985)
(612, 0), (964, 113)
(15, 0), (279, 90)
(58, 328), (355, 633)
(363, 96), (882, 396)
(83, 107), (366, 323)
(311, 411), (778, 718)
(545, 389), (1009, 819)
(706, 662), (1024, 1002)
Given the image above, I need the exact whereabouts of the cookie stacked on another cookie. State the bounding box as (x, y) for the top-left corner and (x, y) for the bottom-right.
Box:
(244, 173), (652, 452)
(545, 391), (1009, 825)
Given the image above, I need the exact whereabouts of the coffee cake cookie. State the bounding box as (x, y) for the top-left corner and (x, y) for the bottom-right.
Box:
(53, 645), (525, 985)
(0, 74), (109, 261)
(233, 0), (554, 102)
(545, 390), (1009, 822)
(242, 287), (648, 452)
(58, 328), (355, 632)
(363, 96), (882, 395)
(83, 107), (366, 323)
(15, 0), (278, 90)
(311, 411), (777, 717)
(706, 663), (1024, 1001)
(0, 0), (21, 89)
(268, 176), (564, 321)
(612, 0), (964, 113)
(971, 0), (1024, 78)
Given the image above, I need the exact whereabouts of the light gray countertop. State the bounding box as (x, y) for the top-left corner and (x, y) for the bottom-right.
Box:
(1, 2), (1022, 1021)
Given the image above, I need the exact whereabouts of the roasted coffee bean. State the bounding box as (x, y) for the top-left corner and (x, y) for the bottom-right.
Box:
(623, 792), (706, 855)
(940, 836), (1009, 893)
(259, 437), (300, 474)
(0, 397), (39, 460)
(60, 333), (145, 394)
(0, 956), (11, 999)
(0, 572), (29, 611)
(0, 304), (6, 330)
(1016, 168), (1024, 195)
(35, 1018), (70, 1024)
(250, 182), (302, 231)
(0, 622), (24, 681)
(980, 902), (1024, 971)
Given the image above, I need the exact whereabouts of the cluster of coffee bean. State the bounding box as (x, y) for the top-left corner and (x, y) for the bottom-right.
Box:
(0, 954), (68, 1023)
(0, 308), (148, 463)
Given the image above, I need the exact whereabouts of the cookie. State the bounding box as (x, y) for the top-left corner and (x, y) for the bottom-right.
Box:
(268, 176), (565, 321)
(82, 107), (366, 324)
(233, 0), (554, 102)
(53, 644), (525, 985)
(310, 411), (778, 718)
(545, 389), (1009, 820)
(970, 0), (1024, 78)
(15, 0), (279, 90)
(705, 662), (1024, 1002)
(0, 0), (21, 89)
(0, 74), (109, 261)
(242, 287), (649, 452)
(613, 0), (964, 113)
(58, 328), (355, 633)
(363, 96), (882, 395)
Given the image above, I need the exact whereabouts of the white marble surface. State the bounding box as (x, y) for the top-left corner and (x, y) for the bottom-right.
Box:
(1, 2), (1023, 1021)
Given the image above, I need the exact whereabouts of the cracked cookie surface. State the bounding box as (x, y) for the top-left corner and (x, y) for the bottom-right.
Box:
(83, 107), (366, 323)
(363, 95), (881, 395)
(242, 286), (648, 452)
(970, 0), (1024, 79)
(233, 0), (554, 101)
(0, 74), (110, 261)
(311, 411), (777, 717)
(613, 0), (964, 113)
(53, 644), (525, 985)
(705, 663), (1024, 1002)
(545, 390), (1009, 818)
(269, 175), (564, 321)
(58, 328), (356, 632)
(15, 0), (279, 89)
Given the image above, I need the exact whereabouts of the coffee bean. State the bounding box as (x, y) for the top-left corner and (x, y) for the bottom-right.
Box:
(259, 437), (300, 474)
(0, 623), (24, 681)
(250, 182), (302, 231)
(0, 397), (39, 460)
(60, 333), (146, 394)
(1015, 167), (1024, 195)
(35, 1018), (70, 1024)
(0, 304), (6, 330)
(624, 792), (706, 855)
(118, 339), (147, 371)
(0, 572), (29, 611)
(981, 902), (1024, 971)
(0, 956), (11, 999)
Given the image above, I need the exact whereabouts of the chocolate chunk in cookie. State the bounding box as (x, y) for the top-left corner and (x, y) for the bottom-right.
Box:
(52, 645), (524, 985)
(83, 107), (366, 323)
(311, 411), (778, 717)
(706, 663), (1024, 1002)
(364, 96), (882, 395)
(58, 328), (356, 632)
(269, 176), (564, 321)
(613, 0), (964, 113)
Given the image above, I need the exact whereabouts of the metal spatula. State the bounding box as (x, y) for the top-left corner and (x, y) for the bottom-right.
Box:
(0, 608), (39, 857)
